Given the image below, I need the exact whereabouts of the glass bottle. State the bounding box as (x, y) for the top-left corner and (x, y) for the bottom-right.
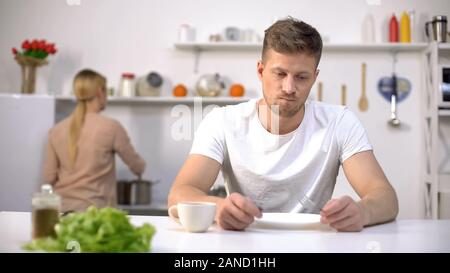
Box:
(362, 13), (375, 44)
(31, 184), (61, 239)
(409, 10), (417, 42)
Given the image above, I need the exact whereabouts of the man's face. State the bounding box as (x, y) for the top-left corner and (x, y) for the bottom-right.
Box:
(257, 49), (319, 117)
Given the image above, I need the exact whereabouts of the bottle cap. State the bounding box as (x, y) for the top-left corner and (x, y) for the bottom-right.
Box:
(32, 184), (61, 209)
(122, 73), (135, 79)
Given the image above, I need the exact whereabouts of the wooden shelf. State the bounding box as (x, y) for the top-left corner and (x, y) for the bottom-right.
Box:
(174, 42), (428, 53)
(56, 95), (251, 104)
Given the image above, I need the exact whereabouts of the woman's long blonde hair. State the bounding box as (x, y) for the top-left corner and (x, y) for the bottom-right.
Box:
(69, 69), (106, 167)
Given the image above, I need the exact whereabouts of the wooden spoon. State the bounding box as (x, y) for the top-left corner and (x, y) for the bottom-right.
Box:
(358, 62), (369, 112)
(341, 84), (346, 106)
(317, 82), (323, 101)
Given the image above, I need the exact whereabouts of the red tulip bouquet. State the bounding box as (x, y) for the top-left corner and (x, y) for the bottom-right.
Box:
(12, 39), (57, 93)
(12, 39), (57, 65)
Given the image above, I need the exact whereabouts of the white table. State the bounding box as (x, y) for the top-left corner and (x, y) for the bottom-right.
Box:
(1, 211), (449, 253)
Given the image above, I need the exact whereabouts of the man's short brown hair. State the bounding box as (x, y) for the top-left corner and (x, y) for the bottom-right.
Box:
(262, 17), (323, 67)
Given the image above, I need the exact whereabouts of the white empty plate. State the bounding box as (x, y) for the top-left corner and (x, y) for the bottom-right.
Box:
(251, 213), (326, 230)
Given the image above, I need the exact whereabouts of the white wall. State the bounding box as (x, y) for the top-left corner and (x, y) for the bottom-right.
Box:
(1, 0), (450, 218)
(1, 0), (449, 95)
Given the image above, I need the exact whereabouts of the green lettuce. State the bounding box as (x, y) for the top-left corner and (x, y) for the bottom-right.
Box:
(23, 206), (156, 253)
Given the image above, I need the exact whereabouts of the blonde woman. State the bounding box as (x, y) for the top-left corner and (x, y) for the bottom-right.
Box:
(43, 69), (145, 212)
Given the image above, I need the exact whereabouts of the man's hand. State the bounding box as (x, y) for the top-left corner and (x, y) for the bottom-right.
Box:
(216, 193), (262, 230)
(320, 195), (367, 232)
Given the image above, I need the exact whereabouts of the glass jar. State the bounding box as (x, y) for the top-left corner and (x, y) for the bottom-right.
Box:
(118, 73), (136, 97)
(31, 184), (61, 239)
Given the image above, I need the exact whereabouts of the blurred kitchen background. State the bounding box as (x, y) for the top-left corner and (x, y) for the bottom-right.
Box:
(1, 0), (450, 219)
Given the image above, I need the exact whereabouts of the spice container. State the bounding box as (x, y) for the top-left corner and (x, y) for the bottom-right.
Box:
(31, 184), (61, 239)
(118, 73), (136, 97)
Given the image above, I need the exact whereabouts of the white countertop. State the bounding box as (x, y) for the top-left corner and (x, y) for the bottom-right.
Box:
(1, 211), (449, 253)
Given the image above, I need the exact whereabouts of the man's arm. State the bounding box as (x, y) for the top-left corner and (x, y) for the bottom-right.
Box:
(320, 150), (399, 231)
(168, 154), (223, 207)
(168, 154), (261, 230)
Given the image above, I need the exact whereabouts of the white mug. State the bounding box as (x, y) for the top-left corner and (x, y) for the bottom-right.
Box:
(168, 202), (216, 232)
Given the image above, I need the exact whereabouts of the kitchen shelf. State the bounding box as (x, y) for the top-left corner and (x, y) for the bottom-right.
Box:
(175, 42), (428, 72)
(323, 43), (428, 52)
(438, 109), (450, 116)
(175, 42), (261, 51)
(174, 42), (429, 53)
(438, 43), (450, 50)
(56, 95), (251, 104)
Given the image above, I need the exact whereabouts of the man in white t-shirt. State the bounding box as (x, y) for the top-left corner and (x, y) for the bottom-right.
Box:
(168, 17), (398, 232)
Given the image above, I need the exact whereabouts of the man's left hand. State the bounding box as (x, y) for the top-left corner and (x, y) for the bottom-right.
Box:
(320, 196), (367, 232)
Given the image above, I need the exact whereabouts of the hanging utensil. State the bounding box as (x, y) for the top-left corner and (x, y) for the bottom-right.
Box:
(358, 63), (369, 111)
(317, 82), (323, 101)
(388, 54), (401, 127)
(341, 84), (347, 106)
(388, 74), (401, 126)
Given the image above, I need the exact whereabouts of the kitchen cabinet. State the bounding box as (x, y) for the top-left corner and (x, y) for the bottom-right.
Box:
(423, 42), (450, 219)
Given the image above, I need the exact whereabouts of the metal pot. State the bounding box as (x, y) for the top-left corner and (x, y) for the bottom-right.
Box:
(117, 180), (132, 205)
(117, 179), (159, 205)
(425, 15), (448, 42)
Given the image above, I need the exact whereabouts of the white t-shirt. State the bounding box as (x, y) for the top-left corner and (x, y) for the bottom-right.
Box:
(190, 99), (372, 213)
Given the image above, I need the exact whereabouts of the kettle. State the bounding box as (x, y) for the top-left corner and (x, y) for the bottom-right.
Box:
(425, 15), (449, 42)
(196, 73), (225, 97)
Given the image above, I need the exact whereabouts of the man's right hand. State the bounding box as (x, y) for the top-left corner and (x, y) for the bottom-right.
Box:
(216, 192), (262, 230)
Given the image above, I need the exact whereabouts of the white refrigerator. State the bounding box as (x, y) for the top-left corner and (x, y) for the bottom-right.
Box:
(0, 94), (55, 211)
